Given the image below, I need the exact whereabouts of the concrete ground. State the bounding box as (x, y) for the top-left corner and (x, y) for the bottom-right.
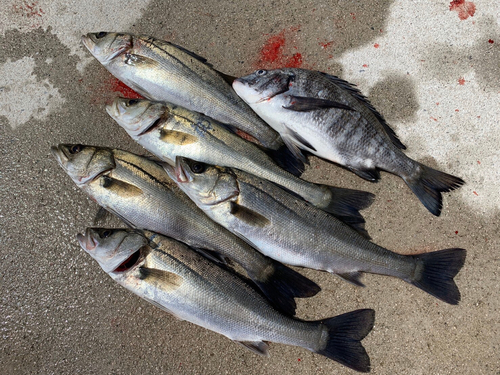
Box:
(1, 0), (498, 374)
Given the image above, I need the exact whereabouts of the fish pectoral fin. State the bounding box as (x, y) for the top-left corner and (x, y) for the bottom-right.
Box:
(142, 296), (185, 321)
(193, 248), (229, 265)
(337, 272), (365, 287)
(283, 95), (353, 112)
(230, 202), (270, 227)
(139, 267), (183, 291)
(101, 176), (144, 197)
(235, 341), (269, 356)
(350, 168), (381, 182)
(160, 129), (198, 146)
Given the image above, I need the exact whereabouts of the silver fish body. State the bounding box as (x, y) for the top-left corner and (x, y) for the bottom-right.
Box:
(168, 157), (466, 305)
(51, 144), (319, 315)
(77, 228), (375, 373)
(106, 97), (374, 234)
(233, 68), (464, 216)
(81, 32), (282, 149)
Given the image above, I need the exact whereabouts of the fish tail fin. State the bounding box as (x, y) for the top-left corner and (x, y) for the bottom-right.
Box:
(266, 143), (307, 177)
(405, 163), (464, 216)
(315, 309), (375, 373)
(321, 186), (375, 239)
(254, 262), (321, 316)
(409, 248), (466, 305)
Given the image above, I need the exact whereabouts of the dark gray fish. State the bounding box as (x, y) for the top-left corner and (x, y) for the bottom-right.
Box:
(51, 144), (320, 315)
(167, 157), (466, 305)
(78, 227), (375, 373)
(233, 68), (465, 216)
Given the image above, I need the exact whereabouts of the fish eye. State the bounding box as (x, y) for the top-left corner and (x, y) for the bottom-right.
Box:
(100, 229), (112, 238)
(256, 69), (267, 76)
(69, 144), (83, 154)
(190, 162), (206, 174)
(96, 32), (108, 39)
(126, 99), (139, 106)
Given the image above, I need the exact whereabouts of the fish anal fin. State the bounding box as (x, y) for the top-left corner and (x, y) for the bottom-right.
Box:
(283, 95), (353, 112)
(160, 129), (198, 145)
(337, 272), (365, 287)
(236, 341), (269, 356)
(230, 202), (270, 227)
(194, 248), (229, 265)
(350, 168), (381, 182)
(139, 267), (183, 291)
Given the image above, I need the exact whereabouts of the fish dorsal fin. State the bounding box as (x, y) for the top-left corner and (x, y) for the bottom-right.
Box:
(337, 272), (365, 287)
(101, 176), (144, 197)
(160, 129), (198, 145)
(160, 40), (212, 66)
(236, 341), (269, 356)
(230, 202), (270, 228)
(283, 95), (353, 112)
(215, 69), (238, 86)
(319, 72), (407, 150)
(139, 267), (183, 291)
(193, 248), (229, 265)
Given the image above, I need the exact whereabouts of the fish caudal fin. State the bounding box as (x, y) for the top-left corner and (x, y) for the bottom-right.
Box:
(267, 143), (307, 177)
(316, 309), (375, 373)
(322, 186), (375, 239)
(409, 248), (466, 305)
(405, 164), (464, 216)
(254, 262), (321, 316)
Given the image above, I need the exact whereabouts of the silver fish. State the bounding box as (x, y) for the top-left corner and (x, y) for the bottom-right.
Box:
(81, 32), (283, 150)
(51, 144), (320, 315)
(233, 68), (465, 216)
(78, 227), (375, 373)
(167, 157), (466, 305)
(106, 97), (374, 236)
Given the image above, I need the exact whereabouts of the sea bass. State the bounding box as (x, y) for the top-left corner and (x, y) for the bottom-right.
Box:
(81, 32), (283, 150)
(106, 97), (374, 235)
(51, 144), (320, 315)
(78, 227), (375, 373)
(167, 157), (466, 305)
(233, 68), (465, 216)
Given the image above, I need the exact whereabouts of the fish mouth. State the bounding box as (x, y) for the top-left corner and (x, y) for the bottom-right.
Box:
(77, 228), (97, 251)
(137, 116), (163, 136)
(50, 145), (67, 167)
(173, 156), (192, 183)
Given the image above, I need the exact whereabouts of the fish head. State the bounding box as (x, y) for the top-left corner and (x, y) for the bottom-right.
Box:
(233, 69), (295, 104)
(77, 228), (148, 274)
(106, 97), (167, 137)
(51, 144), (116, 185)
(164, 157), (239, 207)
(81, 32), (133, 64)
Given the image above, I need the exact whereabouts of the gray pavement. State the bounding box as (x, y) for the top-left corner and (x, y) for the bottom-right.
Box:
(1, 0), (499, 374)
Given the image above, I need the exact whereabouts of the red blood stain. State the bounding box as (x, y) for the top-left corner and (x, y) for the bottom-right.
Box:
(298, 358), (302, 362)
(350, 12), (356, 20)
(436, 102), (440, 105)
(13, 1), (44, 17)
(255, 27), (305, 69)
(449, 0), (476, 20)
(319, 41), (335, 49)
(473, 191), (478, 196)
(362, 64), (369, 68)
(488, 39), (494, 44)
(374, 43), (380, 48)
(455, 109), (460, 112)
(477, 160), (481, 164)
(430, 116), (438, 121)
(108, 78), (144, 99)
(455, 231), (459, 234)
(458, 77), (465, 85)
